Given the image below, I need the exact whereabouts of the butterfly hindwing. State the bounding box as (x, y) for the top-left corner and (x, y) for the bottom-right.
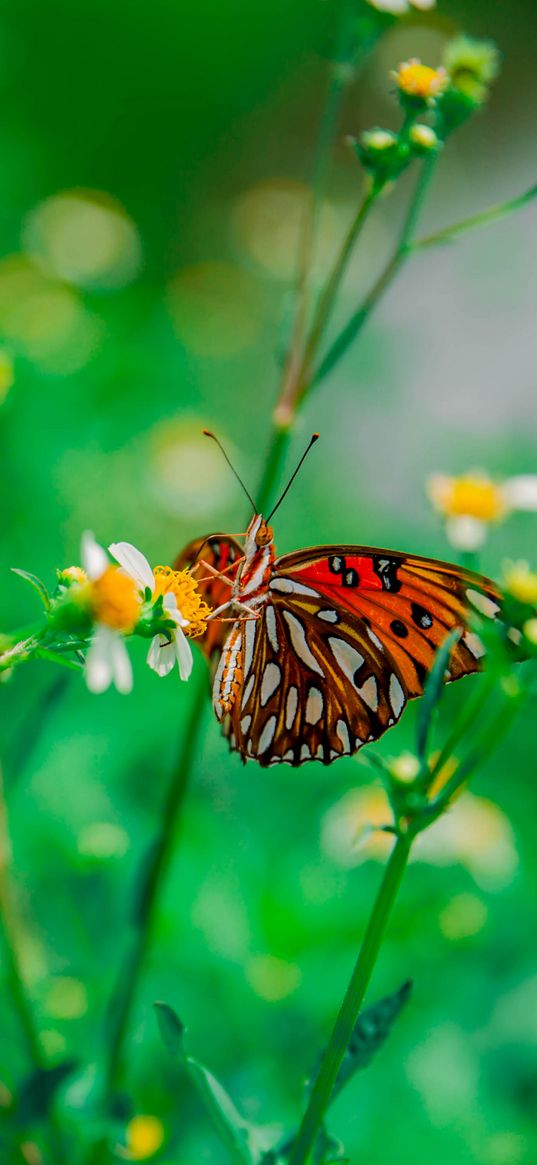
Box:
(226, 545), (501, 766)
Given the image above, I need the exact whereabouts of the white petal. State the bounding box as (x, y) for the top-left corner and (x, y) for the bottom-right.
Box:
(162, 591), (189, 628)
(502, 475), (537, 512)
(109, 637), (133, 694)
(445, 516), (487, 552)
(82, 531), (108, 580)
(85, 625), (116, 692)
(108, 541), (155, 593)
(367, 0), (408, 9)
(173, 626), (193, 681)
(147, 635), (177, 677)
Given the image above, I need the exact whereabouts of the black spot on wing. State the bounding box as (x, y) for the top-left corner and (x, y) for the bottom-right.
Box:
(390, 619), (408, 639)
(411, 602), (433, 630)
(373, 556), (402, 594)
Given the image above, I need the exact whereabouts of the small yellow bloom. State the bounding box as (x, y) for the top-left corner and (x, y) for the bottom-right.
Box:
(89, 566), (141, 632)
(389, 751), (421, 784)
(153, 566), (210, 638)
(58, 565), (88, 585)
(126, 1115), (165, 1160)
(394, 60), (447, 102)
(408, 124), (440, 152)
(502, 560), (537, 606)
(428, 472), (506, 522)
(523, 617), (537, 646)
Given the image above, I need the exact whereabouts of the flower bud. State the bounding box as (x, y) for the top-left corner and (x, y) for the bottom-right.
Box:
(408, 123), (441, 156)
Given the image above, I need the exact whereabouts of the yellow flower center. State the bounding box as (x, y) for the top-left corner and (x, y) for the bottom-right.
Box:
(59, 565), (88, 585)
(396, 60), (447, 100)
(503, 561), (537, 606)
(429, 474), (506, 522)
(126, 1115), (165, 1159)
(90, 566), (141, 631)
(153, 566), (210, 637)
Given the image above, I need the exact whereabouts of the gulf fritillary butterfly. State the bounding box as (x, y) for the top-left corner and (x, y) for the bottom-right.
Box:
(176, 437), (501, 767)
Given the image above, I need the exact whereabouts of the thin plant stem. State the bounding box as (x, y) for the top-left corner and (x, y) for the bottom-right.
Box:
(410, 181), (537, 252)
(105, 671), (208, 1093)
(288, 831), (412, 1165)
(276, 0), (361, 427)
(312, 155), (438, 389)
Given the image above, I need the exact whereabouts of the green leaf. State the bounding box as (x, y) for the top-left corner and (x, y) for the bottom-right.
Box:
(34, 647), (83, 672)
(329, 980), (412, 1102)
(16, 1060), (78, 1124)
(416, 629), (461, 759)
(154, 1002), (258, 1165)
(11, 568), (51, 611)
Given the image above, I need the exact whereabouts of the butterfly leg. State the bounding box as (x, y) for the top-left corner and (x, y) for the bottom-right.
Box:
(192, 557), (245, 585)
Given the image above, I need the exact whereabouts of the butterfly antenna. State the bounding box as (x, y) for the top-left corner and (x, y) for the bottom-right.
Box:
(203, 430), (258, 513)
(266, 433), (320, 522)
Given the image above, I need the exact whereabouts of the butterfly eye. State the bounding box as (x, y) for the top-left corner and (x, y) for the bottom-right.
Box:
(255, 522), (274, 547)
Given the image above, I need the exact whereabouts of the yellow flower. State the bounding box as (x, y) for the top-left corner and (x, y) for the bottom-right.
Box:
(152, 565), (210, 638)
(109, 541), (209, 679)
(81, 533), (139, 694)
(58, 565), (88, 585)
(523, 618), (537, 646)
(426, 470), (537, 552)
(502, 561), (537, 606)
(394, 59), (447, 103)
(89, 567), (141, 632)
(126, 1115), (165, 1160)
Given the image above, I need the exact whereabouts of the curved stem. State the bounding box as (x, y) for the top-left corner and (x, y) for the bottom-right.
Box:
(289, 832), (412, 1165)
(410, 181), (537, 253)
(312, 155), (438, 389)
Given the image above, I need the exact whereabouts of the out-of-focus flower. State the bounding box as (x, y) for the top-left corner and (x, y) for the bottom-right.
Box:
(125, 1115), (165, 1160)
(81, 533), (140, 694)
(502, 561), (537, 607)
(356, 128), (411, 183)
(523, 618), (537, 646)
(0, 349), (14, 404)
(366, 0), (435, 12)
(408, 123), (441, 155)
(109, 542), (210, 680)
(388, 751), (421, 784)
(57, 565), (88, 586)
(427, 470), (537, 551)
(393, 60), (447, 107)
(442, 35), (500, 104)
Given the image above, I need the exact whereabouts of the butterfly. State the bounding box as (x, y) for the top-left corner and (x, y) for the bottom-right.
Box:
(175, 436), (502, 767)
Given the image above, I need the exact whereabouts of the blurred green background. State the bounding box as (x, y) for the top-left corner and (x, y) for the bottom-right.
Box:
(1, 0), (537, 1162)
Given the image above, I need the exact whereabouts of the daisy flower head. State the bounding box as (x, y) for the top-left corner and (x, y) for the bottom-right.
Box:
(426, 470), (537, 552)
(108, 542), (210, 681)
(81, 532), (142, 694)
(393, 59), (448, 109)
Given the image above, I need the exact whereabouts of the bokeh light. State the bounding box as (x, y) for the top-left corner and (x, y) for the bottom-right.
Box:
(167, 261), (266, 357)
(23, 189), (142, 291)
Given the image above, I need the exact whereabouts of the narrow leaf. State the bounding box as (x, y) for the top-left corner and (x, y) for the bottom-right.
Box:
(16, 1061), (77, 1124)
(327, 980), (412, 1105)
(416, 629), (461, 759)
(34, 648), (83, 672)
(11, 568), (50, 610)
(154, 1002), (256, 1165)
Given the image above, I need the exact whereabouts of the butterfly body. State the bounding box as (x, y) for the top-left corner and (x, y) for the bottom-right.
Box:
(177, 515), (501, 768)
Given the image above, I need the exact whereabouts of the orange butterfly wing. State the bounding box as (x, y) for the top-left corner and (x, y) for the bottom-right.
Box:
(174, 534), (243, 662)
(227, 545), (501, 766)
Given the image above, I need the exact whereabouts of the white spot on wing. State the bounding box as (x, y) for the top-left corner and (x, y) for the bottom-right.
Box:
(243, 617), (257, 678)
(300, 744), (311, 761)
(360, 675), (378, 711)
(466, 588), (500, 618)
(365, 625), (384, 652)
(389, 673), (405, 718)
(240, 714), (252, 733)
(305, 687), (323, 725)
(317, 609), (338, 623)
(265, 605), (279, 652)
(258, 715), (277, 755)
(285, 685), (299, 730)
(328, 637), (365, 685)
(270, 577), (319, 596)
(261, 661), (281, 706)
(463, 631), (485, 660)
(283, 611), (324, 676)
(336, 719), (351, 752)
(241, 672), (255, 709)
(283, 749), (295, 763)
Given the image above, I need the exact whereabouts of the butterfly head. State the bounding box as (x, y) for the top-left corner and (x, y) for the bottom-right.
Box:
(245, 513), (274, 558)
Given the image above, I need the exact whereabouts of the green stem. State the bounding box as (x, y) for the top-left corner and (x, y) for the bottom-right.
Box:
(104, 672), (208, 1094)
(255, 426), (293, 515)
(410, 181), (537, 252)
(312, 156), (438, 388)
(288, 832), (412, 1165)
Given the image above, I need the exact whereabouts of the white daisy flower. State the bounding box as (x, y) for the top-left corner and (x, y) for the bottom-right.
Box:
(366, 0), (435, 14)
(108, 541), (194, 681)
(81, 531), (139, 695)
(426, 471), (537, 552)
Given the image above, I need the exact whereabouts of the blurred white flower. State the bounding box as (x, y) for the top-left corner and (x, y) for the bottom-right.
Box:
(109, 541), (196, 681)
(366, 0), (435, 13)
(82, 532), (139, 695)
(427, 470), (537, 551)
